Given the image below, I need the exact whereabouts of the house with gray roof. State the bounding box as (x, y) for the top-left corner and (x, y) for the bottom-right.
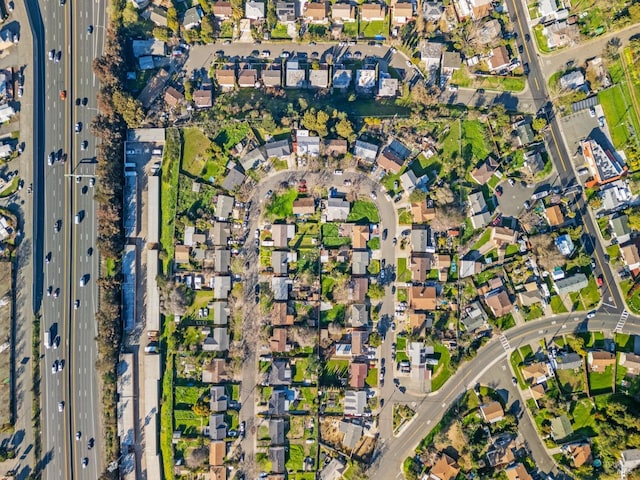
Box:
(210, 385), (228, 412)
(461, 301), (487, 332)
(554, 273), (588, 296)
(240, 147), (266, 171)
(271, 276), (290, 300)
(350, 304), (369, 328)
(344, 390), (368, 416)
(309, 68), (329, 88)
(420, 41), (444, 84)
(272, 250), (292, 275)
(245, 0), (265, 19)
(555, 353), (583, 370)
(286, 63), (307, 88)
(411, 226), (432, 253)
(183, 6), (203, 29)
(353, 140), (379, 163)
(559, 70), (586, 91)
(214, 248), (231, 274)
(203, 328), (229, 352)
(610, 215), (631, 244)
(262, 68), (282, 87)
(270, 359), (292, 385)
(213, 276), (232, 299)
(276, 1), (296, 21)
(265, 139), (292, 159)
(339, 421), (363, 449)
(320, 458), (346, 480)
(216, 194), (235, 219)
(550, 415), (573, 441)
(296, 131), (321, 156)
(222, 167), (245, 191)
(208, 413), (227, 440)
(212, 301), (229, 325)
(352, 250), (370, 275)
(210, 222), (230, 247)
(270, 446), (286, 473)
(326, 197), (350, 221)
(269, 418), (286, 445)
(333, 68), (352, 90)
(268, 390), (287, 415)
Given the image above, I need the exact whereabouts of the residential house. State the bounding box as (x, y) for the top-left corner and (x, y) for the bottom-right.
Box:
(524, 150), (545, 174)
(305, 2), (328, 22)
(350, 277), (369, 302)
(460, 258), (482, 278)
(210, 222), (230, 247)
(193, 88), (213, 108)
(350, 362), (368, 388)
(326, 197), (350, 221)
(378, 147), (405, 174)
(555, 234), (575, 256)
(269, 359), (292, 385)
(420, 41), (444, 84)
(240, 147), (266, 171)
(268, 390), (287, 415)
(293, 197), (315, 215)
(468, 192), (491, 229)
(620, 352), (640, 376)
(210, 385), (228, 412)
(270, 327), (289, 352)
(480, 401), (504, 423)
(320, 459), (346, 480)
(214, 249), (231, 274)
(621, 450), (640, 472)
(212, 1), (233, 19)
(210, 441), (226, 467)
(544, 205), (564, 227)
(332, 3), (355, 21)
(276, 1), (296, 22)
(131, 39), (166, 57)
(355, 68), (377, 94)
(183, 6), (203, 29)
(422, 1), (444, 21)
(270, 446), (286, 473)
(272, 301), (295, 326)
(213, 301), (230, 325)
(339, 421), (364, 449)
(262, 68), (282, 87)
(360, 3), (386, 20)
(410, 254), (430, 282)
(454, 0), (493, 20)
(475, 18), (502, 45)
(309, 68), (329, 89)
(344, 390), (368, 416)
(427, 453), (459, 480)
(610, 215), (631, 244)
(332, 68), (352, 90)
(412, 200), (436, 223)
(222, 166), (246, 190)
(470, 156), (499, 184)
(350, 304), (369, 328)
(559, 70), (585, 90)
(245, 0), (265, 19)
(174, 245), (190, 265)
(505, 463), (533, 480)
(149, 6), (168, 26)
(393, 1), (413, 24)
(202, 328), (229, 352)
(544, 20), (579, 49)
(352, 225), (370, 249)
(296, 130), (321, 156)
(587, 350), (615, 372)
(461, 301), (488, 332)
(487, 46), (511, 72)
(554, 273), (588, 296)
(378, 73), (398, 97)
(213, 276), (231, 299)
(555, 353), (583, 370)
(270, 418), (286, 445)
(272, 276), (290, 300)
(353, 140), (379, 163)
(490, 226), (517, 247)
(286, 61), (307, 88)
(265, 139), (292, 160)
(411, 226), (432, 253)
(484, 290), (512, 317)
(568, 442), (593, 468)
(410, 285), (437, 311)
(202, 358), (228, 383)
(441, 51), (461, 79)
(216, 195), (234, 220)
(351, 330), (369, 355)
(550, 415), (573, 441)
(208, 414), (227, 440)
(272, 224), (296, 248)
(621, 242), (640, 271)
(352, 250), (370, 275)
(538, 0), (558, 17)
(521, 362), (552, 385)
(487, 436), (516, 467)
(238, 68), (258, 88)
(272, 250), (293, 275)
(164, 86), (184, 107)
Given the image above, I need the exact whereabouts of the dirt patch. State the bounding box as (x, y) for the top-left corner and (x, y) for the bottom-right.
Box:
(320, 418), (343, 450)
(0, 260), (12, 429)
(434, 420), (472, 470)
(352, 434), (377, 463)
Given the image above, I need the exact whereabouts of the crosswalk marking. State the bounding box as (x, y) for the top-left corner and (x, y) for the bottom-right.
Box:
(614, 310), (629, 333)
(499, 335), (511, 353)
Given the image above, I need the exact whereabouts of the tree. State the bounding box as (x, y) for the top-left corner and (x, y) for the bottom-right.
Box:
(566, 335), (586, 356)
(122, 2), (140, 26)
(192, 402), (210, 417)
(532, 117), (547, 132)
(628, 206), (640, 230)
(335, 118), (354, 141)
(152, 26), (170, 41)
(368, 331), (382, 348)
(200, 14), (216, 43)
(167, 6), (179, 34)
(266, 0), (277, 29)
(184, 79), (194, 102)
(367, 283), (385, 300)
(198, 0), (211, 13)
(529, 235), (565, 271)
(112, 90), (145, 127)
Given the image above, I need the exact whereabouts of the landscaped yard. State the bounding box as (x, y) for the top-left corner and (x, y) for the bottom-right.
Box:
(461, 120), (492, 164)
(286, 443), (305, 472)
(571, 398), (597, 436)
(293, 358), (310, 382)
(347, 200), (380, 223)
(271, 23), (291, 39)
(265, 188), (298, 221)
(366, 367), (378, 387)
(589, 365), (613, 394)
(396, 257), (412, 283)
(569, 275), (600, 311)
(360, 19), (387, 38)
(160, 128), (181, 275)
(430, 344), (452, 391)
(367, 237), (380, 250)
(556, 367), (585, 394)
(550, 295), (568, 314)
(320, 304), (346, 324)
(321, 223), (351, 248)
(598, 84), (637, 149)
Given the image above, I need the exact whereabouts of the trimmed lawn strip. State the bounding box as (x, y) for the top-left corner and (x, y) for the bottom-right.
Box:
(160, 128), (181, 275)
(430, 344), (452, 391)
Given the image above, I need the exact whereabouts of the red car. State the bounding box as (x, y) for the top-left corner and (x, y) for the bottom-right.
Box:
(495, 186), (503, 197)
(597, 276), (604, 287)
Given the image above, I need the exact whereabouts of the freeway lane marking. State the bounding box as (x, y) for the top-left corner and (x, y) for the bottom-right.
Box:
(535, 77), (539, 89)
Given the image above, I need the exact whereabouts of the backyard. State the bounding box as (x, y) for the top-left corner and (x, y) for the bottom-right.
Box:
(347, 200), (380, 223)
(265, 188), (298, 221)
(588, 365), (613, 395)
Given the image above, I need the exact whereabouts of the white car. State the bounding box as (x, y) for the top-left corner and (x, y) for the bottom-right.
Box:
(58, 401), (64, 412)
(52, 361), (58, 374)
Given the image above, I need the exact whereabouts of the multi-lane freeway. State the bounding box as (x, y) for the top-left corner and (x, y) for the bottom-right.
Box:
(24, 0), (105, 476)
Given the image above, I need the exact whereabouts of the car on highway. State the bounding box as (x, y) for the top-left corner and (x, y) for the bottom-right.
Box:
(75, 212), (82, 224)
(48, 152), (54, 165)
(79, 275), (87, 287)
(87, 25), (93, 34)
(89, 177), (95, 187)
(82, 97), (88, 106)
(81, 140), (88, 150)
(82, 458), (88, 469)
(76, 431), (81, 440)
(74, 122), (82, 133)
(53, 288), (59, 298)
(55, 50), (61, 62)
(47, 286), (52, 296)
(57, 360), (63, 372)
(88, 438), (94, 449)
(45, 252), (51, 264)
(60, 90), (66, 100)
(58, 402), (64, 412)
(48, 49), (55, 60)
(74, 299), (80, 310)
(52, 361), (58, 374)
(587, 311), (596, 319)
(54, 219), (61, 232)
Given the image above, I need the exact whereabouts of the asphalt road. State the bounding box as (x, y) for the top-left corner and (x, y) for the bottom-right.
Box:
(68, 0), (105, 477)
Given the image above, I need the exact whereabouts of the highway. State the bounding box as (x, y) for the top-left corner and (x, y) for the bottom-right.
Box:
(25, 0), (105, 476)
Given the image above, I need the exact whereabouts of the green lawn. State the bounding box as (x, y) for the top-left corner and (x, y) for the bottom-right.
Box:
(598, 84), (637, 149)
(0, 176), (19, 198)
(321, 223), (351, 248)
(550, 295), (568, 314)
(181, 127), (217, 180)
(396, 336), (407, 351)
(569, 276), (600, 311)
(293, 358), (309, 382)
(174, 409), (204, 436)
(615, 333), (634, 352)
(510, 350), (527, 389)
(219, 19), (234, 38)
(214, 123), (251, 151)
(347, 200), (379, 223)
(320, 304), (345, 324)
(571, 399), (597, 435)
(523, 304), (544, 321)
(556, 367), (585, 394)
(342, 21), (358, 37)
(325, 359), (349, 375)
(398, 209), (413, 225)
(286, 443), (305, 471)
(360, 19), (387, 38)
(471, 229), (491, 251)
(160, 128), (181, 275)
(271, 23), (291, 39)
(265, 188), (298, 221)
(431, 344), (453, 391)
(589, 365), (613, 394)
(533, 25), (551, 53)
(174, 385), (209, 408)
(397, 257), (411, 283)
(366, 367), (378, 388)
(367, 237), (380, 250)
(461, 120), (492, 163)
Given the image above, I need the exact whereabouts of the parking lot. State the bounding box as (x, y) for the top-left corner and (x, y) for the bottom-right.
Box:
(559, 105), (605, 161)
(496, 180), (535, 218)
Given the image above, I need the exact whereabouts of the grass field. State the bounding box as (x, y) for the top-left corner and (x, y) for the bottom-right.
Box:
(571, 399), (597, 436)
(286, 443), (305, 471)
(360, 19), (387, 38)
(598, 84), (639, 149)
(347, 200), (380, 223)
(265, 188), (298, 221)
(556, 367), (585, 394)
(550, 295), (568, 314)
(160, 128), (181, 275)
(367, 367), (378, 387)
(589, 365), (613, 394)
(569, 276), (600, 311)
(321, 223), (351, 248)
(180, 127), (216, 180)
(342, 21), (358, 37)
(431, 344), (452, 391)
(271, 23), (291, 39)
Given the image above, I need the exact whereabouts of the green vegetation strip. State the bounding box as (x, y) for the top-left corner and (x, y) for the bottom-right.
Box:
(160, 128), (181, 275)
